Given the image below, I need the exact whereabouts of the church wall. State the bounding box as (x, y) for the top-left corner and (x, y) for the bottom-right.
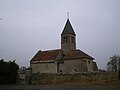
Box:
(61, 43), (76, 52)
(59, 59), (88, 73)
(30, 59), (94, 74)
(31, 63), (56, 73)
(85, 59), (93, 72)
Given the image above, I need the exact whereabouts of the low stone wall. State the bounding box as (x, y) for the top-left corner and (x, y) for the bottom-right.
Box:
(31, 72), (117, 85)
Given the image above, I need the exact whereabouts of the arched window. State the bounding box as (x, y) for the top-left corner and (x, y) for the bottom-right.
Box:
(88, 60), (90, 64)
(71, 36), (75, 43)
(63, 36), (68, 42)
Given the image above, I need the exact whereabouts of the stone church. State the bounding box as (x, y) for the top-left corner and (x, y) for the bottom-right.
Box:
(30, 18), (98, 73)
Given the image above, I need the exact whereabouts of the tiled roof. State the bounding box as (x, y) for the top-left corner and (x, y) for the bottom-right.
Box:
(31, 49), (60, 62)
(61, 19), (76, 35)
(30, 49), (94, 63)
(64, 49), (94, 60)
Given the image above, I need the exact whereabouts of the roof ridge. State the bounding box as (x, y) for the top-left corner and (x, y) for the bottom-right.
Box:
(77, 49), (94, 59)
(41, 49), (61, 52)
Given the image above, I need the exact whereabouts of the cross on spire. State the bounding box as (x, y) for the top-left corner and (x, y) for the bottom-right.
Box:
(67, 12), (69, 19)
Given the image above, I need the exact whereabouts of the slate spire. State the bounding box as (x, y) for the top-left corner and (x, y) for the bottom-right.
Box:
(61, 19), (76, 36)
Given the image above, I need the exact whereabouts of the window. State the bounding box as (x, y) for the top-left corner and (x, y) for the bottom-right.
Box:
(74, 69), (77, 72)
(63, 36), (68, 42)
(88, 60), (90, 64)
(71, 36), (75, 43)
(60, 70), (62, 73)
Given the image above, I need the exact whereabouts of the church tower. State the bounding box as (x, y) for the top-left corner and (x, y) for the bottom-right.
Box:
(61, 18), (76, 52)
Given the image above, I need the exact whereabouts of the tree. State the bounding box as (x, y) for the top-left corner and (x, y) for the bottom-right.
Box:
(0, 59), (19, 84)
(107, 55), (120, 72)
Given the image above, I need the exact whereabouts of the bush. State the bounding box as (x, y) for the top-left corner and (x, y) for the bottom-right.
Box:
(0, 59), (19, 84)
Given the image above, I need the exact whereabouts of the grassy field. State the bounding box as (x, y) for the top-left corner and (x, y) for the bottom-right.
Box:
(101, 80), (120, 90)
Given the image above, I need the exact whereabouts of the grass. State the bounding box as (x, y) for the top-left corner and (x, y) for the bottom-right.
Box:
(0, 80), (120, 90)
(104, 80), (120, 86)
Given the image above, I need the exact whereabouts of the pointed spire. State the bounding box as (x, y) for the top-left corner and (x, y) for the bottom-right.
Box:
(61, 18), (76, 36)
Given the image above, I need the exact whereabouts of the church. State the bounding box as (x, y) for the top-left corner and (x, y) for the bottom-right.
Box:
(30, 17), (98, 73)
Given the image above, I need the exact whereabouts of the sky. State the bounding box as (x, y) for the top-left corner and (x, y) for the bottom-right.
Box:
(0, 0), (120, 69)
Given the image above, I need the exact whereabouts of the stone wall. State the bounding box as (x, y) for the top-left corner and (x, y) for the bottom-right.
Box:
(60, 59), (88, 73)
(31, 58), (94, 74)
(31, 63), (56, 73)
(30, 72), (117, 85)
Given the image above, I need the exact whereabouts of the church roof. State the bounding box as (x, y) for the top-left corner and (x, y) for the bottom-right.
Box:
(64, 49), (94, 60)
(30, 49), (94, 63)
(30, 49), (59, 62)
(61, 19), (76, 35)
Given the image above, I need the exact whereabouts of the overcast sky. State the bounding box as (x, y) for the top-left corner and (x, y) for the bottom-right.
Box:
(0, 0), (120, 69)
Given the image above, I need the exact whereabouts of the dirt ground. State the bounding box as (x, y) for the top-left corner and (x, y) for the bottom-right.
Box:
(0, 80), (120, 90)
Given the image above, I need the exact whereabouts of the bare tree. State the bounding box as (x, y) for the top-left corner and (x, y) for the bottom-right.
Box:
(107, 55), (120, 72)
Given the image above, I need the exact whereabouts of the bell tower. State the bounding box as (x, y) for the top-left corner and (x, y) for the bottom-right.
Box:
(61, 18), (76, 52)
